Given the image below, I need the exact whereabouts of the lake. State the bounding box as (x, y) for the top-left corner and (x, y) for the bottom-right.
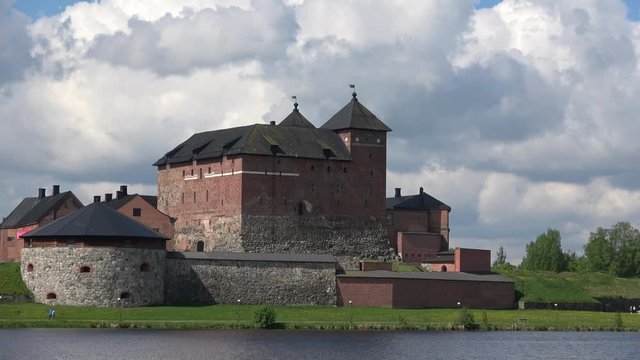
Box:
(1, 329), (639, 359)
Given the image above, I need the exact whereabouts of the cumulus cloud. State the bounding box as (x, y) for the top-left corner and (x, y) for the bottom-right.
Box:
(1, 0), (640, 264)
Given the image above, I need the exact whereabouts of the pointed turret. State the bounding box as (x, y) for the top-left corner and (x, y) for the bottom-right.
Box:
(279, 102), (316, 128)
(320, 91), (391, 132)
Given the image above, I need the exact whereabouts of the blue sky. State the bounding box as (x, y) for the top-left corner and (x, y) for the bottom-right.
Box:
(12, 0), (640, 21)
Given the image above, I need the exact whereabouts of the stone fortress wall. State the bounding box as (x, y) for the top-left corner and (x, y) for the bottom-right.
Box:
(21, 247), (166, 307)
(164, 252), (337, 306)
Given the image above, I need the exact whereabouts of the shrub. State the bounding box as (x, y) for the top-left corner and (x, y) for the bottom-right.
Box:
(481, 311), (490, 330)
(253, 305), (277, 329)
(456, 307), (478, 330)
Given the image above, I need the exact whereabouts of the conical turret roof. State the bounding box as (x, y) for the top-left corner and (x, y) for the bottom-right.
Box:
(22, 202), (169, 240)
(279, 102), (316, 128)
(321, 92), (391, 132)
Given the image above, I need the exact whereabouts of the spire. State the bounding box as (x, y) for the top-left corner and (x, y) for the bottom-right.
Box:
(320, 85), (391, 132)
(278, 95), (315, 128)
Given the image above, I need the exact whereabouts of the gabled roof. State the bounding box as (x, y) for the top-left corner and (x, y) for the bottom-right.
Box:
(104, 194), (158, 210)
(386, 188), (451, 212)
(0, 192), (82, 229)
(321, 92), (391, 132)
(22, 202), (169, 240)
(154, 123), (351, 166)
(279, 103), (315, 128)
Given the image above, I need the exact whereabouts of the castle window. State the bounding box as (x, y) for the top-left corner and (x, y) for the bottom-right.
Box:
(193, 191), (196, 203)
(27, 263), (34, 272)
(199, 168), (203, 178)
(327, 166), (331, 173)
(79, 266), (91, 273)
(132, 208), (141, 217)
(370, 170), (373, 176)
(221, 199), (224, 206)
(119, 292), (131, 300)
(343, 167), (347, 173)
(297, 202), (304, 216)
(182, 170), (185, 177)
(7, 236), (14, 241)
(140, 263), (151, 272)
(191, 169), (194, 176)
(46, 293), (57, 300)
(310, 165), (314, 171)
(206, 190), (209, 202)
(208, 167), (211, 174)
(196, 241), (204, 252)
(441, 265), (447, 272)
(369, 153), (372, 159)
(336, 184), (341, 194)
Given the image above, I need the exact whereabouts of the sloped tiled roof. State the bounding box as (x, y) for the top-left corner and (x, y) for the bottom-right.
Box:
(386, 188), (451, 211)
(0, 198), (39, 228)
(320, 92), (391, 132)
(22, 202), (168, 240)
(154, 123), (351, 166)
(279, 103), (316, 128)
(104, 194), (158, 210)
(0, 192), (82, 229)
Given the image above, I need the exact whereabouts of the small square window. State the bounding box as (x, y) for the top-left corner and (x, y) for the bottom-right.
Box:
(133, 208), (142, 217)
(7, 236), (15, 241)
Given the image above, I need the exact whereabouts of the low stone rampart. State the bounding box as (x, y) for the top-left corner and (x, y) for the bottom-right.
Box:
(165, 252), (337, 306)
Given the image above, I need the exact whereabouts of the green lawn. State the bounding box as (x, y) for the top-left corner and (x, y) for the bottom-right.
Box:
(1, 303), (639, 330)
(494, 269), (640, 303)
(0, 262), (31, 297)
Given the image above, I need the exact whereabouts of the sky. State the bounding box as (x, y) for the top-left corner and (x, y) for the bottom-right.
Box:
(1, 0), (640, 264)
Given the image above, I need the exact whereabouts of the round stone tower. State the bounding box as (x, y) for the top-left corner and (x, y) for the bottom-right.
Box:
(21, 202), (168, 307)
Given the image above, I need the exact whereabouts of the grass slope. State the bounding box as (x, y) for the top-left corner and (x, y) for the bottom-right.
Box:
(0, 262), (31, 297)
(495, 269), (640, 303)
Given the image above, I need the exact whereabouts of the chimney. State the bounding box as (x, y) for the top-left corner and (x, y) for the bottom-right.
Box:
(93, 195), (101, 203)
(394, 188), (401, 198)
(119, 185), (128, 195)
(419, 187), (424, 195)
(105, 193), (113, 202)
(38, 188), (46, 199)
(52, 185), (60, 195)
(270, 120), (276, 125)
(116, 190), (124, 200)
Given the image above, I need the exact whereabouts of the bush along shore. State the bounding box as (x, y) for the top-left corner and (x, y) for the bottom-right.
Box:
(2, 303), (640, 331)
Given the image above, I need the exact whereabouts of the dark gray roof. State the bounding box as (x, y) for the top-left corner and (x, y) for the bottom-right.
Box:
(0, 198), (39, 228)
(154, 124), (351, 166)
(22, 202), (169, 240)
(0, 192), (82, 229)
(279, 103), (315, 128)
(339, 270), (514, 283)
(104, 194), (158, 210)
(167, 251), (336, 264)
(386, 188), (451, 211)
(321, 92), (391, 132)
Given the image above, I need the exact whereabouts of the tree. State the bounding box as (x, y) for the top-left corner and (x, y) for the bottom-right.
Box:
(520, 229), (567, 272)
(584, 222), (640, 277)
(493, 246), (507, 267)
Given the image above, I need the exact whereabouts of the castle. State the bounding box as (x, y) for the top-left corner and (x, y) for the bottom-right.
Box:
(15, 92), (515, 309)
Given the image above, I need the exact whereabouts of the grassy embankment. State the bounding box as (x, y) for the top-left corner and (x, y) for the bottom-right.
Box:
(3, 262), (640, 330)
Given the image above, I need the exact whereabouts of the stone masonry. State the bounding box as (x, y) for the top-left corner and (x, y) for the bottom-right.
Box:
(21, 247), (165, 307)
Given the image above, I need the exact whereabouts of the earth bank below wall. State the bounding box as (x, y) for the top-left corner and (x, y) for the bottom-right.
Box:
(164, 253), (337, 306)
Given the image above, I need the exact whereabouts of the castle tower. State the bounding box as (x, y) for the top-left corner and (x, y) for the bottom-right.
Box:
(321, 91), (392, 220)
(21, 202), (168, 307)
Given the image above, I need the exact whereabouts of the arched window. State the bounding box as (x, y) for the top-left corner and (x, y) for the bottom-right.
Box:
(79, 266), (91, 273)
(441, 265), (447, 272)
(119, 292), (131, 299)
(46, 293), (57, 299)
(26, 263), (34, 272)
(196, 241), (204, 252)
(140, 263), (151, 272)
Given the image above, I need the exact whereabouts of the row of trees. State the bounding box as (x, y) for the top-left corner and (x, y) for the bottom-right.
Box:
(493, 222), (640, 277)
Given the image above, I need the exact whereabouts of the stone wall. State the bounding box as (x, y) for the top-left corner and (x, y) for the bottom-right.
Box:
(21, 247), (165, 307)
(164, 252), (336, 306)
(241, 215), (388, 270)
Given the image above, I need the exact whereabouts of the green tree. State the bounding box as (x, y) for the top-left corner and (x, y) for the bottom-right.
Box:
(493, 246), (507, 267)
(584, 222), (640, 277)
(520, 229), (567, 272)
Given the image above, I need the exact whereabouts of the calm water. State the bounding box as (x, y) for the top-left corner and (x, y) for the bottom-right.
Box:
(1, 329), (639, 360)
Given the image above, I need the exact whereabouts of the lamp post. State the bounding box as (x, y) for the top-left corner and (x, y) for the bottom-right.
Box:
(554, 303), (558, 330)
(117, 297), (122, 323)
(348, 300), (353, 325)
(236, 299), (241, 324)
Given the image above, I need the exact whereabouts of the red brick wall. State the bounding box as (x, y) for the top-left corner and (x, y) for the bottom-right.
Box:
(397, 232), (443, 263)
(337, 276), (514, 309)
(387, 208), (450, 252)
(336, 277), (394, 307)
(455, 248), (491, 273)
(360, 262), (393, 271)
(116, 196), (174, 249)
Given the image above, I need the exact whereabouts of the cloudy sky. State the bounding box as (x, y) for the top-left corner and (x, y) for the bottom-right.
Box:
(1, 0), (640, 263)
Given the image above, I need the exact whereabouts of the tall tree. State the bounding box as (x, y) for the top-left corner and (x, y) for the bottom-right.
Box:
(493, 246), (507, 267)
(584, 222), (640, 277)
(520, 229), (566, 272)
